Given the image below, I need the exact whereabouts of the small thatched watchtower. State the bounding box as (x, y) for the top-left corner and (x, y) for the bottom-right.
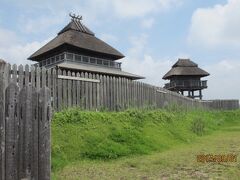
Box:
(163, 59), (209, 99)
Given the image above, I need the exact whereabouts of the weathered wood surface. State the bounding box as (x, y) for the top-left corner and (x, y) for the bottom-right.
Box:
(38, 87), (51, 180)
(0, 60), (6, 180)
(0, 78), (51, 180)
(0, 64), (239, 112)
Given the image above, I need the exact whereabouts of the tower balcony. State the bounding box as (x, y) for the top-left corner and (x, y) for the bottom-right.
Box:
(164, 80), (207, 90)
(34, 52), (122, 70)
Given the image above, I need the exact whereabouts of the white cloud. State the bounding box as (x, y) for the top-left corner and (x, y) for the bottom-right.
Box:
(0, 28), (20, 48)
(204, 60), (240, 100)
(128, 34), (149, 57)
(19, 15), (65, 34)
(0, 28), (51, 64)
(122, 34), (175, 86)
(12, 0), (182, 27)
(123, 54), (173, 86)
(77, 0), (182, 19)
(188, 0), (240, 48)
(141, 18), (155, 29)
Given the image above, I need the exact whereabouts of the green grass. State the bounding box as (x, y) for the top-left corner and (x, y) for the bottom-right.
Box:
(53, 129), (240, 179)
(51, 107), (240, 177)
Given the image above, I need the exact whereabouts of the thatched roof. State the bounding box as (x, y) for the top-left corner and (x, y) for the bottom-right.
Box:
(29, 18), (124, 61)
(172, 59), (197, 67)
(57, 62), (144, 80)
(163, 59), (210, 79)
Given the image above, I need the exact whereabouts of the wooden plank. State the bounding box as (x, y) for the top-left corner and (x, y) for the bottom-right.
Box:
(30, 66), (36, 88)
(141, 82), (144, 108)
(31, 87), (39, 180)
(131, 81), (135, 107)
(135, 81), (138, 107)
(57, 69), (63, 111)
(99, 74), (103, 109)
(18, 65), (24, 89)
(138, 82), (141, 108)
(41, 67), (46, 88)
(52, 68), (57, 111)
(115, 77), (119, 111)
(141, 82), (144, 107)
(111, 76), (115, 110)
(126, 79), (129, 109)
(67, 71), (72, 107)
(57, 75), (100, 83)
(80, 72), (85, 109)
(92, 74), (96, 110)
(130, 80), (134, 108)
(118, 78), (122, 108)
(18, 86), (34, 179)
(122, 78), (125, 109)
(36, 67), (40, 91)
(134, 81), (137, 107)
(0, 61), (6, 180)
(47, 69), (52, 107)
(103, 75), (107, 109)
(106, 75), (110, 110)
(137, 82), (140, 107)
(12, 64), (17, 83)
(89, 73), (93, 110)
(85, 72), (89, 110)
(76, 72), (81, 107)
(96, 74), (100, 110)
(72, 72), (77, 107)
(121, 77), (125, 108)
(112, 76), (116, 110)
(154, 86), (157, 108)
(5, 83), (19, 180)
(25, 65), (30, 86)
(38, 87), (51, 180)
(109, 76), (112, 110)
(62, 70), (67, 109)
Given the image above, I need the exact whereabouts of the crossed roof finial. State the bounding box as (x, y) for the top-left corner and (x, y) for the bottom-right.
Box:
(69, 12), (82, 21)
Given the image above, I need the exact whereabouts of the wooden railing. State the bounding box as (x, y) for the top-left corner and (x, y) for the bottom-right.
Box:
(164, 80), (207, 89)
(34, 52), (122, 69)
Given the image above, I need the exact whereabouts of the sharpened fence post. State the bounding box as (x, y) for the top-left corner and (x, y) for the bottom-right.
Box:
(38, 87), (51, 180)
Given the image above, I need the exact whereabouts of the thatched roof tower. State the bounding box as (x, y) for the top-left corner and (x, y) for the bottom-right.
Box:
(163, 58), (209, 99)
(163, 59), (209, 79)
(28, 14), (143, 80)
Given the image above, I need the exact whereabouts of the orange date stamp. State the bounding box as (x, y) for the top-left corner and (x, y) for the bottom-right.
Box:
(197, 154), (237, 163)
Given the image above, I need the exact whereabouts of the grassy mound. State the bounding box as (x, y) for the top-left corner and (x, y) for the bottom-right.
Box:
(51, 108), (240, 172)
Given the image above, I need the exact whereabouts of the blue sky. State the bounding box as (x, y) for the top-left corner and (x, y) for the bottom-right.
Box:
(0, 0), (240, 100)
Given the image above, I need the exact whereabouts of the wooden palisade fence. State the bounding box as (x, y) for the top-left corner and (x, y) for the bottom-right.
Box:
(1, 63), (239, 112)
(0, 61), (51, 180)
(0, 62), (239, 179)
